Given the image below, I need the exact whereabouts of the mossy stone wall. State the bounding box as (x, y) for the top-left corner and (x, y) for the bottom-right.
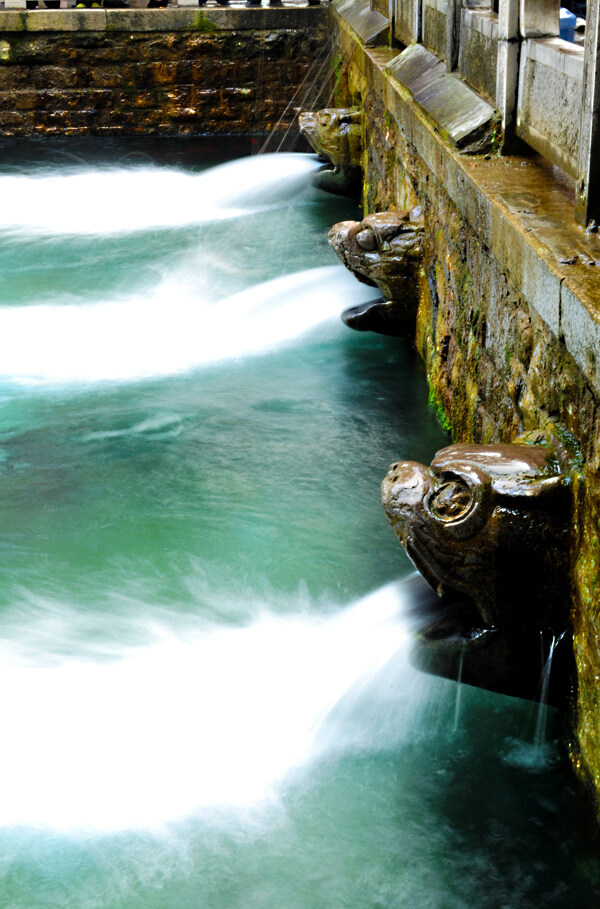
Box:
(0, 7), (328, 135)
(332, 13), (600, 815)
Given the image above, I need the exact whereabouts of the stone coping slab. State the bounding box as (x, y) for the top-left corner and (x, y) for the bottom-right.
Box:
(0, 4), (326, 29)
(461, 6), (498, 40)
(331, 0), (387, 46)
(334, 14), (600, 395)
(385, 44), (496, 148)
(523, 35), (584, 79)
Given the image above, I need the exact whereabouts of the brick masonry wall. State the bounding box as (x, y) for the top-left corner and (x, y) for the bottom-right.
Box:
(0, 7), (329, 135)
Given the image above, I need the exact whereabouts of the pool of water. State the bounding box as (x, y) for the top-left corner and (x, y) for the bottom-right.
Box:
(0, 137), (597, 908)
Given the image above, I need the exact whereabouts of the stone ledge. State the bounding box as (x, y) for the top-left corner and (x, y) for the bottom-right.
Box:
(561, 275), (600, 393)
(524, 36), (584, 79)
(331, 0), (388, 46)
(335, 14), (600, 395)
(0, 4), (327, 30)
(385, 44), (497, 148)
(425, 0), (448, 12)
(461, 7), (498, 40)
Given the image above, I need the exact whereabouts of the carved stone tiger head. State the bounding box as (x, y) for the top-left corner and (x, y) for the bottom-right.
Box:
(382, 442), (569, 631)
(298, 107), (362, 166)
(382, 442), (572, 703)
(329, 210), (424, 333)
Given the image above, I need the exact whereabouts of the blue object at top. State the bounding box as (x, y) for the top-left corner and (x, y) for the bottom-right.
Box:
(560, 7), (577, 42)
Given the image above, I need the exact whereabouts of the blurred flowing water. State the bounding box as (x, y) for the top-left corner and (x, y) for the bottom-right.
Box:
(0, 137), (597, 908)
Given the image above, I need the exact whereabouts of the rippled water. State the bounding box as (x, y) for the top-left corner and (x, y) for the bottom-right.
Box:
(0, 137), (597, 908)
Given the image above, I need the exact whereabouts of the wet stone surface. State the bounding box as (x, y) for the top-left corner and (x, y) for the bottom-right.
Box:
(331, 14), (600, 810)
(0, 8), (328, 135)
(298, 106), (362, 166)
(328, 210), (424, 333)
(381, 442), (574, 704)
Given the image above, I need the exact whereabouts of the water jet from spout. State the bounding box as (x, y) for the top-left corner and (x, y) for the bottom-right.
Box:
(533, 631), (567, 756)
(0, 154), (323, 237)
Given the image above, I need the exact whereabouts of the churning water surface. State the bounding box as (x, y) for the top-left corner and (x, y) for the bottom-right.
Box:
(0, 137), (597, 908)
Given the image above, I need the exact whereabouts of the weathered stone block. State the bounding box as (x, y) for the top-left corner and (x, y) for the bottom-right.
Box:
(26, 9), (107, 30)
(386, 43), (498, 151)
(118, 89), (155, 109)
(458, 7), (498, 103)
(519, 0), (560, 38)
(332, 0), (389, 46)
(560, 279), (600, 396)
(31, 64), (77, 89)
(422, 0), (447, 60)
(489, 205), (562, 338)
(0, 64), (32, 87)
(394, 0), (420, 47)
(517, 37), (584, 177)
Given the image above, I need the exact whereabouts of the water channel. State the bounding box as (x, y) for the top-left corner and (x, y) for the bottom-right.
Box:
(0, 136), (598, 907)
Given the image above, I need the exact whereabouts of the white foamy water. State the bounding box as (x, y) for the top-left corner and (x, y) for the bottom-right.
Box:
(0, 583), (416, 833)
(0, 265), (378, 385)
(0, 153), (322, 236)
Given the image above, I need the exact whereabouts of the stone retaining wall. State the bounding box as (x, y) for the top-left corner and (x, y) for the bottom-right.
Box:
(331, 10), (600, 813)
(0, 7), (328, 135)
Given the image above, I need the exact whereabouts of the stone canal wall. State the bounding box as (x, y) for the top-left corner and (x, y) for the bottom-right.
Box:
(0, 6), (328, 135)
(330, 9), (600, 811)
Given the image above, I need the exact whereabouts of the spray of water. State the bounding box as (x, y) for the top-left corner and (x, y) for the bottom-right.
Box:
(0, 153), (429, 836)
(0, 582), (422, 834)
(533, 631), (567, 753)
(452, 642), (466, 734)
(0, 153), (322, 236)
(503, 631), (568, 771)
(0, 265), (378, 386)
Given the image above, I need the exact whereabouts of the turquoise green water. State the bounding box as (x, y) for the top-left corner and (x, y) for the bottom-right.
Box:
(0, 138), (597, 908)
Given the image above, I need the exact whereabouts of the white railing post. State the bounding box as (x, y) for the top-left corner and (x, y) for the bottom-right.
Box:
(519, 0), (559, 37)
(496, 0), (520, 142)
(576, 0), (600, 225)
(446, 0), (461, 71)
(394, 0), (422, 45)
